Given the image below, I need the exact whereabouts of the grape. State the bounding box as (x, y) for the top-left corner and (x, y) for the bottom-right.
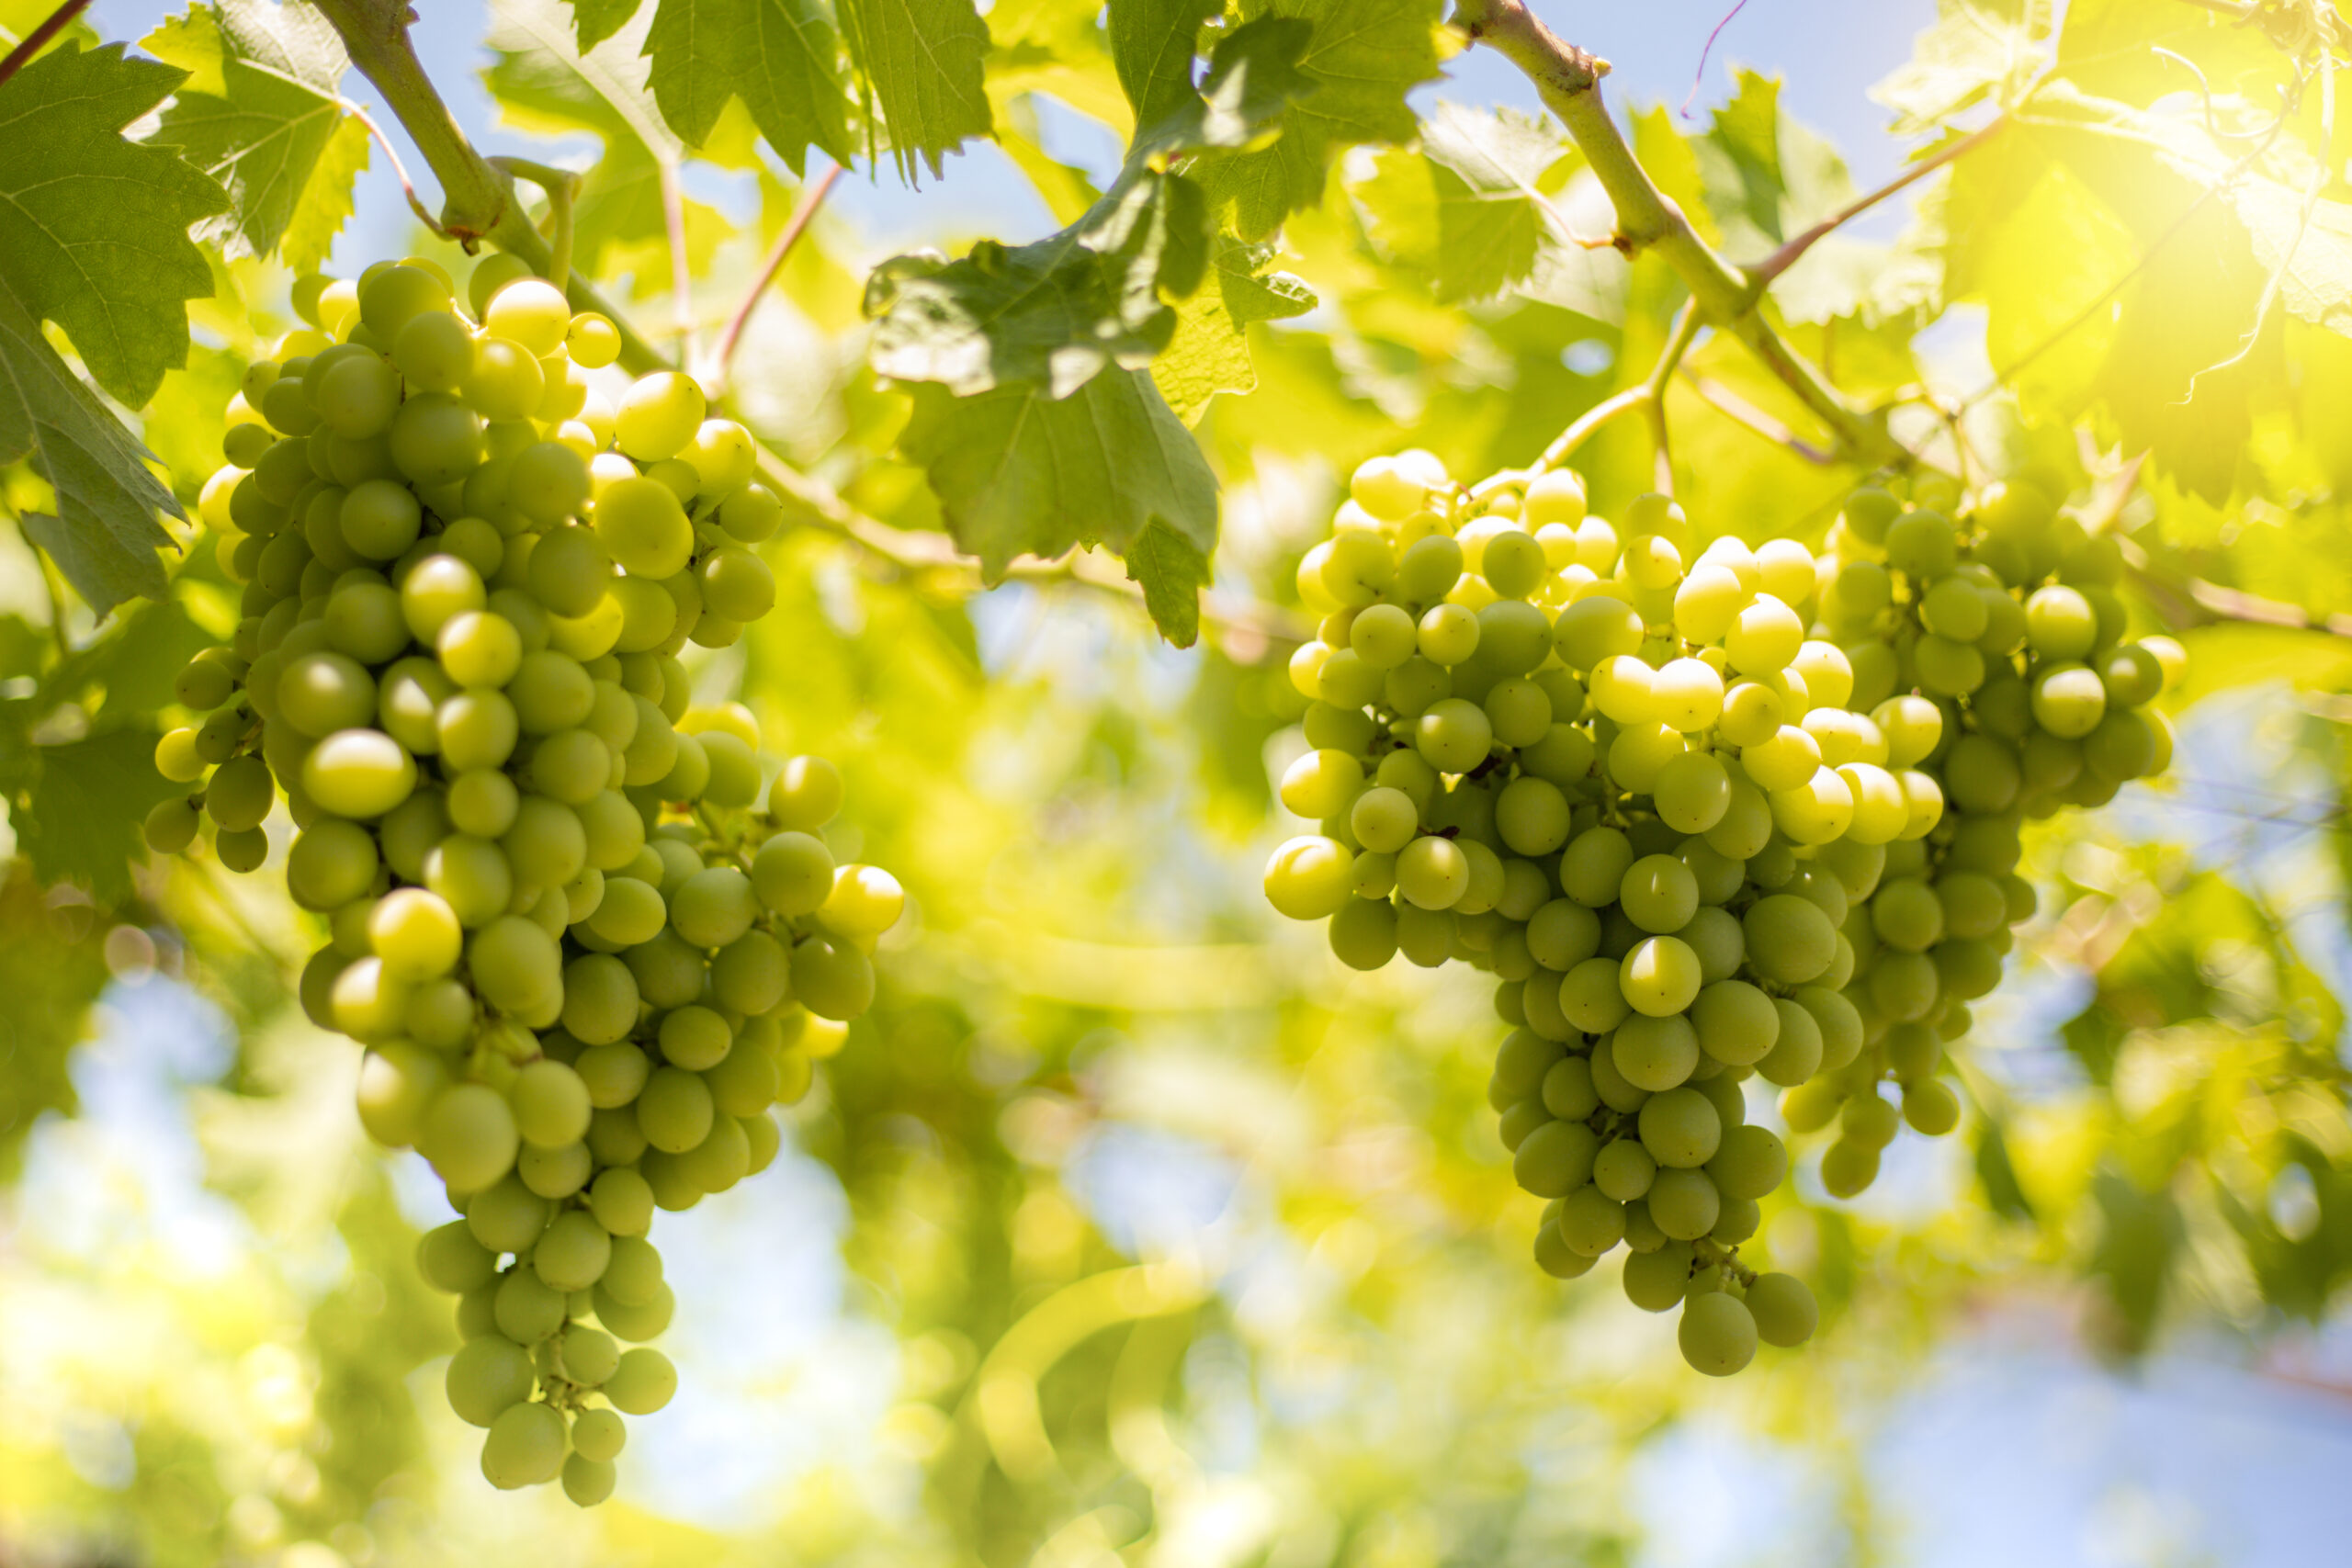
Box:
(1612, 1013), (1699, 1092)
(448, 1337), (537, 1427)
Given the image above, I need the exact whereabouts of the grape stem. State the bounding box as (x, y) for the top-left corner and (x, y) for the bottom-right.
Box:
(709, 163), (845, 399)
(0, 0), (91, 89)
(1450, 0), (1903, 468)
(491, 158), (584, 293)
(337, 96), (447, 239)
(1691, 1235), (1756, 1288)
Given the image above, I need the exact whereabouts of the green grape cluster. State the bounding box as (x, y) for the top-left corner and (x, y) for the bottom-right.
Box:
(1783, 482), (2183, 1195)
(1264, 454), (1922, 1374)
(143, 254), (906, 1501)
(1263, 456), (2180, 1375)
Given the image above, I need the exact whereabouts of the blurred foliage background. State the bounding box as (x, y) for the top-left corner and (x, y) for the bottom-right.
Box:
(6, 0), (2352, 1563)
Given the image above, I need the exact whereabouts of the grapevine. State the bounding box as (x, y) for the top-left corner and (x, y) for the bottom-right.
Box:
(143, 254), (904, 1500)
(1264, 455), (2177, 1374)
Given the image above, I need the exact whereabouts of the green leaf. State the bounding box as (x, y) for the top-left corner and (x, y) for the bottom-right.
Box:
(278, 112), (370, 276)
(1190, 0), (1444, 239)
(865, 168), (1206, 398)
(1152, 237), (1314, 423)
(1973, 1117), (2036, 1222)
(0, 43), (229, 408)
(1354, 101), (1573, 303)
(0, 863), (111, 1184)
(899, 369), (1219, 628)
(0, 271), (178, 614)
(142, 0), (358, 266)
(15, 727), (181, 903)
(1134, 13), (1316, 158)
(487, 0), (737, 288)
(837, 0), (995, 181)
(1123, 518), (1209, 648)
(1108, 0), (1218, 132)
(642, 0), (854, 175)
(571, 0), (643, 50)
(1871, 0), (2052, 136)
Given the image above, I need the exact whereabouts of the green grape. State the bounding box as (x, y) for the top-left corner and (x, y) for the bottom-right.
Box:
(1561, 957), (1633, 1032)
(144, 796), (201, 854)
(518, 1141), (592, 1200)
(2024, 584), (2098, 659)
(1871, 878), (1944, 952)
(1903, 1078), (1962, 1135)
(636, 1066), (716, 1155)
(447, 1336), (537, 1428)
(301, 727), (417, 818)
(1619, 936), (1702, 1017)
(1690, 980), (1778, 1066)
(1819, 1138), (1880, 1198)
(481, 1401), (568, 1490)
(287, 818), (379, 909)
(468, 915), (563, 1021)
(1617, 855), (1696, 935)
(586, 1168), (655, 1241)
(422, 1083), (521, 1193)
(1745, 1273), (1817, 1348)
(1677, 904), (1745, 983)
(369, 887), (464, 980)
(1753, 998), (1822, 1088)
(1556, 1186), (1626, 1256)
(1646, 1167), (1721, 1241)
(1525, 898), (1600, 971)
(592, 477), (695, 580)
(1541, 1055), (1600, 1121)
(277, 650), (377, 738)
(603, 1348), (677, 1416)
(1637, 1087), (1721, 1168)
(418, 1221), (498, 1293)
(1741, 894), (1835, 984)
(533, 1211), (613, 1292)
(1705, 1124), (1788, 1202)
(1677, 1290), (1757, 1376)
(340, 479), (423, 560)
(1612, 1012), (1699, 1092)
(1512, 1119), (1599, 1197)
(1623, 1243), (1695, 1313)
(468, 1175), (553, 1253)
(513, 1059), (593, 1147)
(1593, 1137), (1656, 1201)
(1392, 835), (1467, 911)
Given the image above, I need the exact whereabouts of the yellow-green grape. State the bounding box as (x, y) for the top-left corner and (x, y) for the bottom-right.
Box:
(1679, 1291), (1758, 1376)
(568, 312), (622, 368)
(1745, 1272), (1817, 1348)
(593, 476), (695, 580)
(616, 373), (707, 462)
(1612, 1013), (1699, 1091)
(605, 1348), (678, 1416)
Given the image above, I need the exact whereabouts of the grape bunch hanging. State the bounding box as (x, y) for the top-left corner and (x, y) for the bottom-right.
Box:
(1265, 452), (2178, 1376)
(145, 254), (904, 1500)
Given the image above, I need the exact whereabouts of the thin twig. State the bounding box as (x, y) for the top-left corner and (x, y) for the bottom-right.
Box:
(0, 0), (90, 89)
(1751, 117), (2008, 287)
(1680, 0), (1752, 118)
(659, 159), (693, 352)
(2183, 51), (2327, 400)
(1678, 370), (1834, 464)
(1530, 298), (1704, 477)
(711, 163), (844, 397)
(338, 96), (447, 238)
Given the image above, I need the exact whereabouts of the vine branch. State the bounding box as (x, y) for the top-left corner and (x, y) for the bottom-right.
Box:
(0, 0), (90, 90)
(1450, 0), (1903, 468)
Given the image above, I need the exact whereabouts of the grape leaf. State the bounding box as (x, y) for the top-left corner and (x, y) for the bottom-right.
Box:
(0, 863), (111, 1183)
(487, 0), (735, 285)
(14, 726), (181, 904)
(142, 0), (359, 265)
(1152, 237), (1314, 423)
(1108, 0), (1219, 131)
(0, 272), (179, 614)
(1189, 0), (1444, 240)
(866, 168), (1206, 398)
(899, 369), (1219, 641)
(0, 43), (229, 408)
(837, 0), (994, 181)
(643, 0), (854, 175)
(571, 0), (643, 50)
(279, 113), (370, 276)
(1871, 0), (2053, 136)
(1123, 519), (1209, 649)
(1354, 102), (1572, 303)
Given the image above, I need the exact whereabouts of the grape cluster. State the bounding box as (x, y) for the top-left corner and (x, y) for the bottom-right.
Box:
(1788, 482), (2181, 1193)
(144, 254), (904, 1499)
(1262, 453), (2177, 1376)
